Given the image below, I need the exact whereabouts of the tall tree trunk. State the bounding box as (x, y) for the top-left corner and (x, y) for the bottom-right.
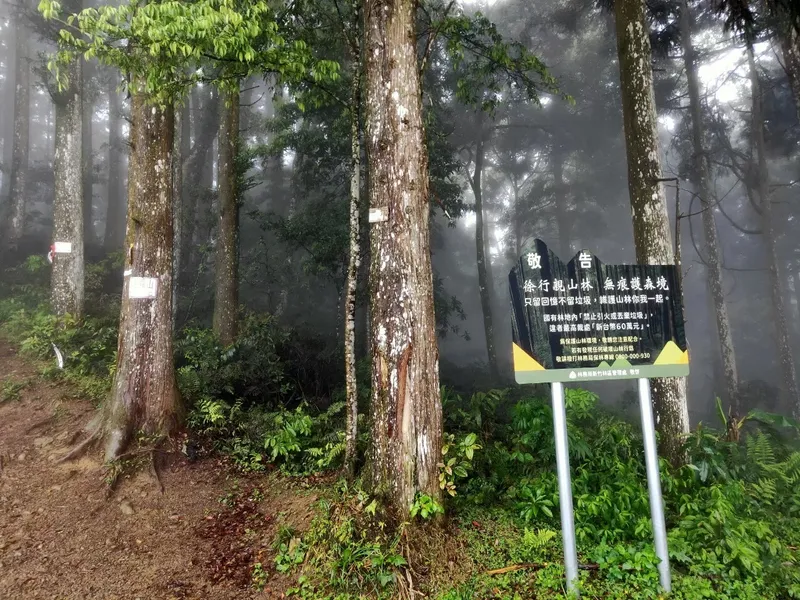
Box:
(51, 59), (84, 318)
(788, 271), (800, 339)
(365, 0), (443, 514)
(104, 70), (125, 251)
(680, 0), (740, 415)
(172, 100), (186, 327)
(274, 150), (293, 319)
(780, 27), (800, 125)
(615, 0), (690, 465)
(179, 90), (196, 274)
(512, 180), (522, 258)
(6, 24), (30, 249)
(212, 87), (240, 345)
(748, 47), (800, 417)
(344, 60), (362, 478)
(181, 87), (219, 273)
(82, 59), (95, 245)
(1, 15), (15, 205)
(552, 147), (572, 259)
(102, 90), (180, 461)
(469, 125), (499, 380)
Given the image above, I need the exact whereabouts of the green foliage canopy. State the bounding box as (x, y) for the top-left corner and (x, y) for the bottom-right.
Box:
(38, 0), (340, 101)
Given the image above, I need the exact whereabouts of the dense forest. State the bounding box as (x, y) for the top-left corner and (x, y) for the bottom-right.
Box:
(1, 0), (800, 597)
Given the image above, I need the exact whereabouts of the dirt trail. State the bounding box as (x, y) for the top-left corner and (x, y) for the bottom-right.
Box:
(0, 341), (314, 600)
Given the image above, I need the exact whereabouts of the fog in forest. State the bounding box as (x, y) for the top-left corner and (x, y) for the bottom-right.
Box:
(1, 0), (798, 427)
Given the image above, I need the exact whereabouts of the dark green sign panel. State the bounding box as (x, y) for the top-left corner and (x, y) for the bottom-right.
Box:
(509, 239), (690, 384)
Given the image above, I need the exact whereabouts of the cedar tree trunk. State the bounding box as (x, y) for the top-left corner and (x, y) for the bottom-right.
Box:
(104, 91), (180, 461)
(344, 60), (362, 478)
(680, 0), (740, 414)
(748, 47), (800, 417)
(82, 58), (95, 245)
(6, 25), (29, 249)
(212, 87), (240, 345)
(172, 99), (187, 327)
(615, 0), (690, 465)
(104, 70), (125, 251)
(51, 59), (84, 318)
(364, 0), (443, 513)
(469, 124), (499, 380)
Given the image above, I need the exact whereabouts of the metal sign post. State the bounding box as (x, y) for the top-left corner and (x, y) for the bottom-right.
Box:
(509, 240), (687, 595)
(638, 378), (672, 592)
(552, 382), (579, 595)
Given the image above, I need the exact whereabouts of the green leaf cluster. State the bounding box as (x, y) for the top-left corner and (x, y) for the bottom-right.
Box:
(38, 0), (340, 101)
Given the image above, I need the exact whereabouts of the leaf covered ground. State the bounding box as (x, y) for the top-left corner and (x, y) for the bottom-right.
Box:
(0, 339), (317, 600)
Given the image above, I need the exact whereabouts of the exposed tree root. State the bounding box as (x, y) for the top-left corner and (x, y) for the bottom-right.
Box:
(57, 415), (171, 496)
(105, 442), (168, 496)
(25, 415), (56, 435)
(56, 417), (103, 463)
(150, 451), (165, 494)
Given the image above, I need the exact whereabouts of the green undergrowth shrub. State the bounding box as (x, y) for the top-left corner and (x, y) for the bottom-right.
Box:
(177, 315), (371, 475)
(176, 314), (291, 409)
(0, 257), (120, 403)
(282, 483), (409, 599)
(0, 256), (51, 320)
(438, 387), (800, 598)
(2, 308), (118, 402)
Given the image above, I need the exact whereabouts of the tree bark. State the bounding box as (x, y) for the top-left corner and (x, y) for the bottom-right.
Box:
(614, 0), (690, 465)
(51, 59), (84, 318)
(364, 0), (443, 514)
(82, 58), (95, 245)
(179, 90), (196, 273)
(103, 91), (180, 461)
(172, 99), (186, 327)
(212, 87), (240, 346)
(1, 16), (15, 205)
(344, 60), (362, 478)
(469, 123), (499, 380)
(6, 24), (30, 249)
(274, 150), (294, 320)
(552, 147), (572, 260)
(680, 0), (740, 415)
(779, 27), (800, 126)
(748, 47), (800, 417)
(181, 86), (220, 274)
(104, 70), (125, 251)
(512, 180), (522, 259)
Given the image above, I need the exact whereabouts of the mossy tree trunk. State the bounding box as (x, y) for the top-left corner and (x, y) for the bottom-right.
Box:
(615, 0), (689, 465)
(103, 91), (180, 461)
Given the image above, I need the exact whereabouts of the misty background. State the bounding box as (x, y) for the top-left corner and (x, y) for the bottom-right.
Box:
(0, 0), (798, 424)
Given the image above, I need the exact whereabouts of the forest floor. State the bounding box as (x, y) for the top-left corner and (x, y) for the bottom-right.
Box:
(0, 339), (317, 600)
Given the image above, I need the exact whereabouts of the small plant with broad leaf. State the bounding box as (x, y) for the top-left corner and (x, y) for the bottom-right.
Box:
(438, 432), (481, 497)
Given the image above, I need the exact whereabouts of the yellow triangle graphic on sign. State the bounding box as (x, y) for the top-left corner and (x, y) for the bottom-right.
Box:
(513, 343), (545, 371)
(653, 341), (689, 365)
